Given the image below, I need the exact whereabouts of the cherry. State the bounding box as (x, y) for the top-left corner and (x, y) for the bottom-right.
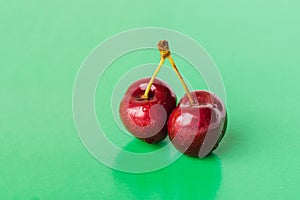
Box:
(119, 43), (177, 144)
(158, 40), (227, 158)
(168, 91), (227, 157)
(119, 40), (227, 157)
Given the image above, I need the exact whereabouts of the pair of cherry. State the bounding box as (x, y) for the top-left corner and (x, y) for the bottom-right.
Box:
(119, 41), (227, 158)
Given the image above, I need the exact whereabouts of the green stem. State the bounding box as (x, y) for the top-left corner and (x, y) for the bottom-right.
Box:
(142, 57), (165, 99)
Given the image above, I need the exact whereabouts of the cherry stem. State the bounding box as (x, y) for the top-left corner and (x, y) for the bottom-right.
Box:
(166, 54), (195, 105)
(156, 40), (195, 105)
(143, 41), (172, 99)
(143, 40), (195, 105)
(142, 57), (165, 99)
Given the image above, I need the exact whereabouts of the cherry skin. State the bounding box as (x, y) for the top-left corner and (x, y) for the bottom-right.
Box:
(167, 90), (227, 158)
(119, 78), (177, 144)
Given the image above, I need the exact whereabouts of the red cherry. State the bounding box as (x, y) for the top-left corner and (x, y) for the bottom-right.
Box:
(167, 90), (227, 158)
(119, 78), (176, 144)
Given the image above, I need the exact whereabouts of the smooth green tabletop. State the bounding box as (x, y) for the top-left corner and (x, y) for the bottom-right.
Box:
(1, 0), (300, 199)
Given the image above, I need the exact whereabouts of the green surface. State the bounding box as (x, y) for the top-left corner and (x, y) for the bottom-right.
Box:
(1, 0), (300, 199)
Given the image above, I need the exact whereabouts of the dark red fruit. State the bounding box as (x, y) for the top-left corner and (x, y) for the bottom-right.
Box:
(120, 78), (176, 144)
(167, 90), (227, 158)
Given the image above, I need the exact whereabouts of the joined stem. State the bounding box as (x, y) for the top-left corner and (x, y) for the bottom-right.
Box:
(142, 40), (195, 105)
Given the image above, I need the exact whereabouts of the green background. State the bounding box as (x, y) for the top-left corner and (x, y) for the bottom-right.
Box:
(1, 0), (300, 199)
